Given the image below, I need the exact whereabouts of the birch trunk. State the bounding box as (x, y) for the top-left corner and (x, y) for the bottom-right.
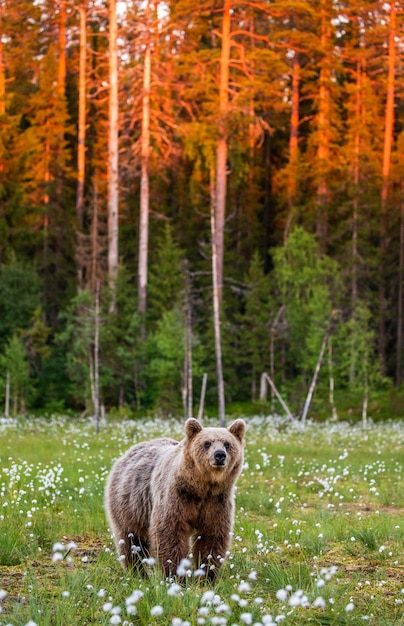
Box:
(215, 0), (231, 306)
(5, 371), (10, 418)
(260, 372), (294, 421)
(108, 0), (119, 312)
(184, 264), (193, 419)
(138, 3), (151, 328)
(91, 180), (99, 293)
(93, 282), (100, 432)
(210, 169), (225, 427)
(197, 373), (208, 423)
(301, 331), (329, 426)
(328, 339), (338, 420)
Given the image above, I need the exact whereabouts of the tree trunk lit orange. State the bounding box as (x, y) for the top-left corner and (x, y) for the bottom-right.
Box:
(215, 0), (231, 307)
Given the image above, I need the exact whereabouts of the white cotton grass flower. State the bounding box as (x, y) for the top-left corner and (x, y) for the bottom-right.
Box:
(240, 613), (253, 625)
(53, 542), (65, 552)
(109, 616), (121, 625)
(312, 596), (326, 608)
(167, 583), (182, 596)
(238, 581), (251, 593)
(150, 605), (164, 616)
(0, 590), (8, 601)
(194, 568), (205, 577)
(176, 557), (192, 577)
(345, 602), (355, 612)
(25, 622), (39, 626)
(126, 589), (143, 606)
(248, 570), (258, 580)
(276, 589), (288, 601)
(200, 590), (216, 605)
(52, 552), (64, 563)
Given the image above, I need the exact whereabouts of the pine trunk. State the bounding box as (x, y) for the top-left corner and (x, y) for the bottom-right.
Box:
(76, 2), (87, 231)
(379, 2), (396, 374)
(108, 0), (119, 311)
(138, 4), (151, 327)
(0, 6), (5, 118)
(316, 5), (330, 244)
(58, 0), (66, 97)
(285, 53), (300, 241)
(215, 0), (231, 306)
(396, 182), (404, 386)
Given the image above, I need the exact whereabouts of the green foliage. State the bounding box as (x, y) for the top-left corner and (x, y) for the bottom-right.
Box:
(0, 260), (41, 350)
(146, 305), (187, 413)
(273, 227), (341, 378)
(147, 224), (186, 327)
(56, 290), (95, 410)
(0, 334), (30, 414)
(239, 252), (273, 398)
(336, 301), (384, 392)
(100, 271), (143, 408)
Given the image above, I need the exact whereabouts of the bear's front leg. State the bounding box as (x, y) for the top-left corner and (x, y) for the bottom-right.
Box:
(149, 513), (191, 578)
(194, 528), (231, 582)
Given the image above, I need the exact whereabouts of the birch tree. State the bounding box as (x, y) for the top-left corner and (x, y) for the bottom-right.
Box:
(138, 0), (151, 329)
(108, 0), (119, 311)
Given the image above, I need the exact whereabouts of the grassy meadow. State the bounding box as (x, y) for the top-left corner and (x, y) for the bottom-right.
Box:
(0, 415), (403, 625)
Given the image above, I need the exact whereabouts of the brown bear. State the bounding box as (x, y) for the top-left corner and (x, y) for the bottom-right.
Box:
(105, 417), (245, 580)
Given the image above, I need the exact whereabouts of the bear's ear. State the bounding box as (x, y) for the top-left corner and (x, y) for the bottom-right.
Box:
(228, 419), (246, 443)
(185, 418), (203, 439)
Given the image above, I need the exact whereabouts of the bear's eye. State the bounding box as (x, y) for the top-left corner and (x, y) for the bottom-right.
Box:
(204, 441), (211, 450)
(223, 442), (230, 450)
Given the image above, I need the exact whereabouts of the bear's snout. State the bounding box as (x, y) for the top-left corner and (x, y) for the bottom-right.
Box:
(213, 449), (227, 465)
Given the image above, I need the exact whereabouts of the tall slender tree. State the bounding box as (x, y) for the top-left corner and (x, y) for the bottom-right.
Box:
(137, 0), (151, 329)
(215, 0), (231, 306)
(108, 0), (119, 311)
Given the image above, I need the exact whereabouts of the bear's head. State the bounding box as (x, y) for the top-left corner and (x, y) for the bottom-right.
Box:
(184, 418), (245, 481)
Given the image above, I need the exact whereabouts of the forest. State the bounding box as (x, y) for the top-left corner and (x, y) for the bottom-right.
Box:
(0, 0), (403, 419)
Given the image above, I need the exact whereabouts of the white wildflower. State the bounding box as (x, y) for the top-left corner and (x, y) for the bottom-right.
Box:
(168, 583), (182, 597)
(276, 589), (288, 601)
(150, 605), (164, 616)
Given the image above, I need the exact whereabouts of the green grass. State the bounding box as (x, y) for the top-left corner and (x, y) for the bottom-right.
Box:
(0, 415), (403, 625)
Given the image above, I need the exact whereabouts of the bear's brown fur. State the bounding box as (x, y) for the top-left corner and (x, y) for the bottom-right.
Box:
(105, 417), (246, 579)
